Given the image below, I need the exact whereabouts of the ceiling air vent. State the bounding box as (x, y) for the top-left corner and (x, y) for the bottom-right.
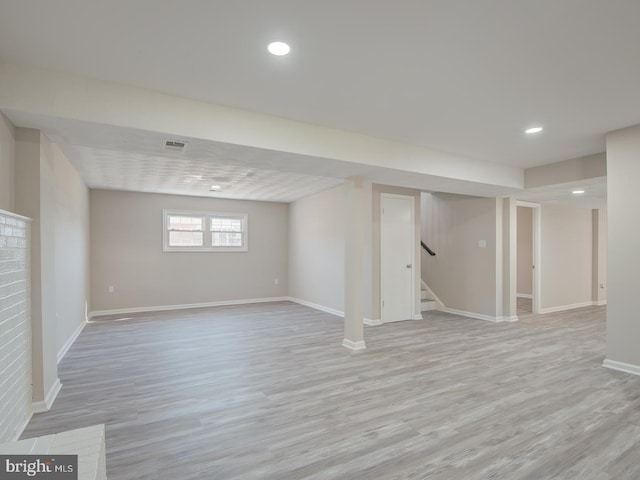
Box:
(163, 139), (187, 152)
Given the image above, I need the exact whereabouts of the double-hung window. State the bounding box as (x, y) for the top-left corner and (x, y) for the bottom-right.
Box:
(163, 210), (248, 252)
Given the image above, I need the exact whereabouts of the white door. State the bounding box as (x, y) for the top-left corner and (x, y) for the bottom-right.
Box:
(381, 194), (415, 322)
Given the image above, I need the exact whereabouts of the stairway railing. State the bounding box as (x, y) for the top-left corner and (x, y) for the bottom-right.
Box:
(421, 240), (436, 256)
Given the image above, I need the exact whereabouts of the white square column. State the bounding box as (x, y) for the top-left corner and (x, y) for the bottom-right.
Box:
(343, 177), (366, 350)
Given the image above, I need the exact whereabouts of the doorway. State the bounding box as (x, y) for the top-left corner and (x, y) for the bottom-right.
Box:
(516, 201), (541, 315)
(380, 194), (415, 322)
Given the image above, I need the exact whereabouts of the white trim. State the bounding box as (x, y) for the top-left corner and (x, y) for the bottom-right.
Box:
(89, 297), (290, 319)
(603, 359), (640, 377)
(595, 300), (607, 306)
(287, 297), (344, 317)
(33, 378), (62, 413)
(502, 315), (519, 322)
(364, 318), (383, 326)
(412, 314), (424, 320)
(517, 293), (533, 299)
(57, 321), (87, 363)
(516, 201), (541, 208)
(342, 339), (366, 350)
(444, 307), (506, 323)
(13, 413), (33, 441)
(383, 316), (421, 323)
(538, 301), (595, 314)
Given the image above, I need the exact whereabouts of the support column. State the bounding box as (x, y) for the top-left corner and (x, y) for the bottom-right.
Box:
(343, 177), (366, 350)
(604, 124), (640, 375)
(14, 128), (61, 410)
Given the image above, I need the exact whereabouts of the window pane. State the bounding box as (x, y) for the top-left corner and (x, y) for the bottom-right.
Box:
(169, 216), (203, 232)
(210, 217), (242, 232)
(169, 231), (204, 247)
(211, 232), (243, 247)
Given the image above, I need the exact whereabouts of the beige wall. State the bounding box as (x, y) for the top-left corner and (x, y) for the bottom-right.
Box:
(540, 204), (592, 311)
(288, 184), (346, 313)
(517, 206), (533, 296)
(0, 112), (15, 211)
(41, 137), (90, 356)
(421, 193), (498, 317)
(605, 124), (640, 368)
(15, 129), (58, 404)
(90, 190), (288, 313)
(14, 129), (90, 407)
(525, 153), (606, 188)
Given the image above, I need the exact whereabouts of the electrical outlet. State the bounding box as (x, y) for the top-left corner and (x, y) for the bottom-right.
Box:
(274, 278), (279, 285)
(108, 285), (114, 293)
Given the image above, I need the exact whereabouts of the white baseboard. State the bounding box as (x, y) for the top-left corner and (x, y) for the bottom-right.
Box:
(342, 338), (366, 350)
(14, 413), (33, 441)
(57, 321), (87, 363)
(501, 315), (520, 322)
(603, 358), (640, 377)
(364, 318), (383, 326)
(89, 297), (290, 319)
(287, 297), (344, 317)
(539, 301), (596, 314)
(595, 300), (607, 306)
(517, 293), (533, 299)
(412, 314), (424, 320)
(33, 377), (62, 413)
(444, 308), (506, 323)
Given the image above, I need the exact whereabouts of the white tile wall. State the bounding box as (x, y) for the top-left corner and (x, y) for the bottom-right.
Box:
(0, 209), (32, 442)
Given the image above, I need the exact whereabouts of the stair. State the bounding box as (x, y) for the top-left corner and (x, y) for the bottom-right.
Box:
(421, 287), (436, 311)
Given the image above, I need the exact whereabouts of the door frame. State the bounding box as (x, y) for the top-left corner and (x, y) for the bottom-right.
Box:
(516, 201), (542, 314)
(380, 193), (417, 322)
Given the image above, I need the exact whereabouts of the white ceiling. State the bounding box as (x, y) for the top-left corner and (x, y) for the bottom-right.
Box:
(1, 0), (634, 202)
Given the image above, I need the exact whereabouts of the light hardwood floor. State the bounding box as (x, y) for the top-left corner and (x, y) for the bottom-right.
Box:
(22, 301), (640, 479)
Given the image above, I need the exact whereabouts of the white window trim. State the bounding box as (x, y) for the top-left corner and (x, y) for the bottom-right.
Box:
(163, 209), (248, 252)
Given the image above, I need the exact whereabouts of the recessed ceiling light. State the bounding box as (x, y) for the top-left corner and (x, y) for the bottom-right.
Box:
(268, 41), (290, 56)
(572, 190), (585, 195)
(525, 126), (543, 134)
(209, 185), (222, 191)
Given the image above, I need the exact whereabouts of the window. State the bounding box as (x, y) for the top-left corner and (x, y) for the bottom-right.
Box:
(163, 210), (248, 252)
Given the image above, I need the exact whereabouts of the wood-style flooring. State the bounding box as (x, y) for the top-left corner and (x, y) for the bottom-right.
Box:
(22, 301), (640, 479)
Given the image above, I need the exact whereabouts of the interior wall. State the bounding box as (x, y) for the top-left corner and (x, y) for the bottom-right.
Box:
(40, 136), (90, 356)
(288, 184), (345, 313)
(605, 124), (640, 369)
(540, 204), (592, 311)
(421, 192), (498, 318)
(90, 189), (288, 313)
(517, 206), (533, 296)
(14, 128), (58, 405)
(0, 112), (15, 211)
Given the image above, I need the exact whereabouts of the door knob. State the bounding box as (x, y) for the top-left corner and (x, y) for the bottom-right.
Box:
(406, 264), (412, 268)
